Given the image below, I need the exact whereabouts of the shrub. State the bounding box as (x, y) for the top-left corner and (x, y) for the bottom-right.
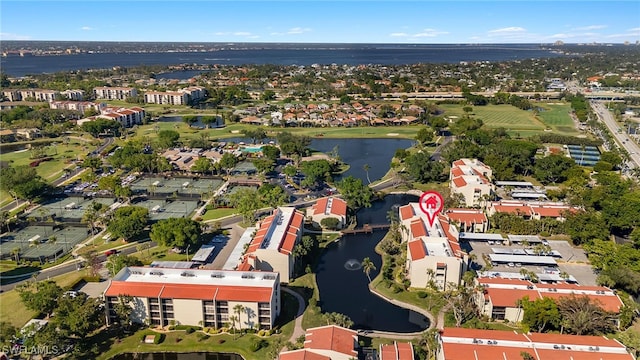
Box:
(218, 339), (226, 344)
(197, 333), (210, 341)
(154, 333), (165, 344)
(175, 337), (182, 343)
(185, 327), (195, 334)
(250, 339), (267, 352)
(417, 291), (428, 298)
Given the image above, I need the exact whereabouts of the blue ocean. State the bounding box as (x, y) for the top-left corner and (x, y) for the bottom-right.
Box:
(1, 43), (563, 77)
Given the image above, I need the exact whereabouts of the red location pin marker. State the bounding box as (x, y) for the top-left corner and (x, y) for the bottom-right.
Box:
(419, 191), (444, 227)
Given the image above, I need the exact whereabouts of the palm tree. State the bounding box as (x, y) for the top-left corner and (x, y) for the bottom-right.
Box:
(233, 304), (245, 333)
(49, 236), (58, 261)
(11, 247), (21, 264)
(363, 163), (372, 184)
(82, 207), (98, 238)
(229, 315), (239, 339)
(0, 210), (11, 233)
(362, 257), (376, 283)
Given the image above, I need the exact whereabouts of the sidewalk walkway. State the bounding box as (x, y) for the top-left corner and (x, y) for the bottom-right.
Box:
(282, 286), (306, 343)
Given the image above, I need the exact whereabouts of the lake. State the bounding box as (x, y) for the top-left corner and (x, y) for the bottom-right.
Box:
(315, 194), (429, 332)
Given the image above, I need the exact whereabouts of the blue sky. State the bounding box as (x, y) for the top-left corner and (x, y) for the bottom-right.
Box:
(1, 1), (639, 43)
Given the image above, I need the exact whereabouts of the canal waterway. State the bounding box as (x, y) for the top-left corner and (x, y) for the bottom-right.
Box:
(315, 193), (428, 333)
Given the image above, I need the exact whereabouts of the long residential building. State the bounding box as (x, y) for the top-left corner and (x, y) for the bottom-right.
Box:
(103, 266), (280, 330)
(449, 158), (494, 207)
(437, 327), (634, 360)
(49, 100), (105, 114)
(144, 86), (206, 105)
(93, 86), (138, 100)
(2, 88), (59, 102)
(400, 203), (468, 290)
(488, 200), (580, 221)
(97, 106), (145, 127)
(475, 276), (624, 323)
(241, 207), (305, 283)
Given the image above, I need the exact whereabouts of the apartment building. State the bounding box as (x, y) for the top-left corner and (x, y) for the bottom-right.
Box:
(143, 86), (206, 105)
(279, 325), (359, 360)
(2, 89), (59, 102)
(475, 276), (624, 322)
(242, 207), (305, 283)
(307, 196), (348, 229)
(400, 203), (468, 290)
(98, 106), (145, 128)
(380, 342), (415, 360)
(488, 200), (579, 221)
(60, 89), (85, 101)
(93, 86), (138, 100)
(103, 267), (280, 330)
(437, 327), (634, 360)
(444, 208), (488, 233)
(49, 100), (104, 114)
(449, 158), (494, 207)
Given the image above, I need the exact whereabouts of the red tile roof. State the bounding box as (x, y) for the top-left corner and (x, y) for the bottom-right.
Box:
(478, 277), (532, 286)
(399, 204), (414, 221)
(452, 160), (466, 166)
(530, 205), (575, 218)
(446, 209), (487, 226)
(310, 197), (347, 217)
(485, 288), (541, 307)
(493, 204), (532, 216)
(247, 208), (304, 255)
(105, 282), (272, 302)
(534, 349), (632, 360)
(442, 327), (528, 342)
(304, 325), (358, 357)
(450, 167), (465, 177)
(380, 342), (415, 360)
(525, 332), (623, 347)
(441, 343), (530, 360)
(452, 177), (467, 188)
(541, 293), (622, 313)
(279, 350), (330, 360)
(408, 240), (427, 260)
(410, 220), (427, 238)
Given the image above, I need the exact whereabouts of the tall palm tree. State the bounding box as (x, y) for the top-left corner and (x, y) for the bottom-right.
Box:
(362, 257), (376, 283)
(363, 164), (371, 184)
(233, 304), (245, 332)
(229, 315), (239, 339)
(11, 247), (21, 264)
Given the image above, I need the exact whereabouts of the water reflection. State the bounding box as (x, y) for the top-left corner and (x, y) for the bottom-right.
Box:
(316, 194), (428, 332)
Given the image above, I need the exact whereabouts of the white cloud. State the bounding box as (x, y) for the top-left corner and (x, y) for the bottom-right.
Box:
(573, 25), (607, 31)
(81, 26), (93, 31)
(233, 32), (252, 36)
(287, 27), (311, 35)
(414, 28), (449, 37)
(388, 29), (448, 39)
(628, 27), (640, 32)
(488, 27), (526, 34)
(214, 32), (229, 36)
(0, 32), (31, 40)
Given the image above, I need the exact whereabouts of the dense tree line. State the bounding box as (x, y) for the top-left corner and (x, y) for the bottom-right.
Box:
(0, 165), (50, 202)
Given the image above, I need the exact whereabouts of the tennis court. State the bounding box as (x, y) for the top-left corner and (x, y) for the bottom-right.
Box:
(0, 226), (89, 262)
(231, 161), (257, 175)
(131, 176), (224, 197)
(133, 198), (199, 221)
(38, 196), (116, 221)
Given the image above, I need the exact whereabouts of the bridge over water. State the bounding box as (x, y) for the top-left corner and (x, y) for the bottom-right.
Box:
(341, 223), (390, 235)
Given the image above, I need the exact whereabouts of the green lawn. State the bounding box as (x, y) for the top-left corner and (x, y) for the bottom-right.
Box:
(201, 207), (238, 221)
(535, 103), (580, 135)
(439, 104), (548, 136)
(97, 329), (283, 360)
(0, 269), (86, 327)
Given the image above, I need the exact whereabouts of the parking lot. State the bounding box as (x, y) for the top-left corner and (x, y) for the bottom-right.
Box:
(466, 238), (597, 285)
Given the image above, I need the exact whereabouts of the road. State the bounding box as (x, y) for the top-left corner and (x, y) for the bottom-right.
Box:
(0, 241), (146, 292)
(590, 101), (640, 170)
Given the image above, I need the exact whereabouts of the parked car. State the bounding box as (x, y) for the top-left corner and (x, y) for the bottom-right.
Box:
(104, 249), (118, 256)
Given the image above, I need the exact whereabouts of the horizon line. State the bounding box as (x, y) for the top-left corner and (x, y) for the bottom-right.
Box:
(1, 40), (638, 45)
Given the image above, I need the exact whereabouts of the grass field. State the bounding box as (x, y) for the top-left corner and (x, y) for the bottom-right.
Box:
(439, 104), (548, 137)
(201, 207), (237, 221)
(0, 270), (86, 327)
(535, 103), (581, 135)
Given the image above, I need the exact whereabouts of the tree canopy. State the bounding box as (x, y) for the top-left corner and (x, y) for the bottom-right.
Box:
(107, 206), (149, 241)
(150, 217), (202, 250)
(0, 165), (49, 202)
(335, 176), (374, 209)
(17, 280), (63, 317)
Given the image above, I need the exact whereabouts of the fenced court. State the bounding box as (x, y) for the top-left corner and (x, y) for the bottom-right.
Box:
(0, 225), (88, 262)
(131, 176), (224, 197)
(37, 196), (116, 222)
(133, 198), (199, 221)
(231, 161), (257, 175)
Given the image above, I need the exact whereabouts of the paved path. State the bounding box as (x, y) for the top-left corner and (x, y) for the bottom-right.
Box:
(282, 286), (306, 343)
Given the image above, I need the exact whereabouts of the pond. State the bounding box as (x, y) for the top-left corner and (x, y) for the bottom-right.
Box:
(315, 194), (429, 332)
(219, 137), (413, 183)
(111, 352), (242, 360)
